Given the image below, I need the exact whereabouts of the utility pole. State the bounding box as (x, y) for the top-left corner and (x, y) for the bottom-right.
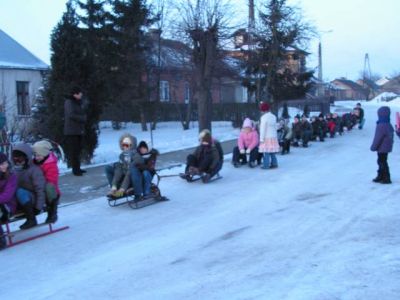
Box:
(363, 53), (372, 100)
(248, 0), (256, 103)
(317, 42), (324, 97)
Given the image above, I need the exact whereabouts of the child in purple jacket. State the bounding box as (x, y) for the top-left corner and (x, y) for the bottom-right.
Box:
(0, 152), (17, 250)
(370, 106), (394, 184)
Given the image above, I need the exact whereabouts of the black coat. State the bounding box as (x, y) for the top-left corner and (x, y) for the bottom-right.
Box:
(64, 96), (86, 136)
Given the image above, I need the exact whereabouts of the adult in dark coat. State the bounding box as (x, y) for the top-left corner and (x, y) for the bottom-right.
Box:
(354, 102), (365, 129)
(370, 106), (394, 184)
(12, 143), (46, 229)
(64, 86), (87, 176)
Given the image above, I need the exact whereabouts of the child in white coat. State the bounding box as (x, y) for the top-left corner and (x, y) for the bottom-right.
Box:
(258, 102), (280, 169)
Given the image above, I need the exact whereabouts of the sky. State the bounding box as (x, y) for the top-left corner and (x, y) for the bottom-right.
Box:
(0, 0), (399, 81)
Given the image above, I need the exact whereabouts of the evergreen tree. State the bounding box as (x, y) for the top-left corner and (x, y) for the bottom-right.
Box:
(245, 0), (314, 103)
(107, 0), (154, 129)
(46, 0), (85, 157)
(77, 0), (109, 162)
(281, 102), (289, 119)
(303, 104), (310, 117)
(45, 0), (110, 163)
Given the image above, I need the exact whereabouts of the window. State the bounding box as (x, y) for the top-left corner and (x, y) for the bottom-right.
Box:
(242, 87), (248, 103)
(184, 82), (190, 103)
(16, 81), (30, 116)
(160, 81), (170, 102)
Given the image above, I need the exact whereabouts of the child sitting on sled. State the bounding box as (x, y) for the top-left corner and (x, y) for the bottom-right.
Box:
(136, 141), (159, 197)
(32, 140), (60, 224)
(0, 152), (17, 250)
(181, 129), (223, 183)
(108, 134), (144, 197)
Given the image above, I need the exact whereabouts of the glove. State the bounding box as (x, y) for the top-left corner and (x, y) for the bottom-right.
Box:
(240, 149), (245, 154)
(246, 148), (251, 154)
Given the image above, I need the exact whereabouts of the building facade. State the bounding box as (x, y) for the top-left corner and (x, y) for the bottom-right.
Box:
(0, 29), (48, 130)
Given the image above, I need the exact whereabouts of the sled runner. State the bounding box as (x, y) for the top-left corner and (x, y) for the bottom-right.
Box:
(179, 172), (222, 183)
(0, 212), (69, 248)
(107, 173), (169, 209)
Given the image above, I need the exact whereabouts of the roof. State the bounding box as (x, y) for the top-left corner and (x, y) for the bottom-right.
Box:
(357, 78), (380, 90)
(0, 29), (48, 70)
(332, 78), (366, 92)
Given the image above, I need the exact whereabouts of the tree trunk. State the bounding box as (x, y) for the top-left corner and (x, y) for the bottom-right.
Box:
(140, 107), (147, 131)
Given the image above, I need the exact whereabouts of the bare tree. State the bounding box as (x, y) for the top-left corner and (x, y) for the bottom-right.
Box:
(176, 0), (232, 132)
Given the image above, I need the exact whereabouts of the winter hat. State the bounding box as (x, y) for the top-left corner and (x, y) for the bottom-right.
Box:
(32, 140), (52, 157)
(242, 118), (253, 129)
(0, 152), (7, 164)
(259, 102), (270, 112)
(122, 137), (132, 145)
(377, 106), (391, 123)
(138, 141), (149, 150)
(199, 129), (212, 144)
(71, 86), (82, 95)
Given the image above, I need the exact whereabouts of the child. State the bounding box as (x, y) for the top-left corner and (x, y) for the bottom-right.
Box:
(136, 141), (159, 196)
(277, 119), (292, 154)
(12, 143), (46, 229)
(32, 140), (60, 223)
(370, 106), (394, 184)
(232, 118), (259, 167)
(259, 102), (280, 169)
(181, 130), (222, 183)
(0, 152), (17, 249)
(108, 134), (144, 197)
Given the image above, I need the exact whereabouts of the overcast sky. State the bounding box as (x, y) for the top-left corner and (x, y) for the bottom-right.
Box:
(0, 0), (399, 81)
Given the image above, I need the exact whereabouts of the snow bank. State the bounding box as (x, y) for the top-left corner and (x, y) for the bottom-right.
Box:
(370, 92), (398, 103)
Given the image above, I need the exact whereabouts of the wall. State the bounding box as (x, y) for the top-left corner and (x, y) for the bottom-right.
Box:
(0, 68), (44, 129)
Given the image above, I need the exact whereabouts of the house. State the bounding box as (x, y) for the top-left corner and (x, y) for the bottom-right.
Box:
(356, 78), (380, 100)
(375, 76), (390, 87)
(381, 76), (400, 94)
(230, 28), (309, 74)
(329, 78), (367, 100)
(146, 31), (245, 104)
(0, 29), (48, 130)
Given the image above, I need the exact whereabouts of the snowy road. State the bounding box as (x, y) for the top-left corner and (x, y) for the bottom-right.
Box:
(1, 102), (400, 300)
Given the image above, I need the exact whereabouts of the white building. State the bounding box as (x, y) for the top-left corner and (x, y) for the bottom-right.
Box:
(0, 29), (48, 130)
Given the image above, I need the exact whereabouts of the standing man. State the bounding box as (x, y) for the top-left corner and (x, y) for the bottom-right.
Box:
(64, 86), (87, 176)
(354, 102), (365, 129)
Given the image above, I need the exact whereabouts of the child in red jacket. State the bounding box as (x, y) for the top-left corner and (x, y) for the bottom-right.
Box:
(33, 140), (60, 223)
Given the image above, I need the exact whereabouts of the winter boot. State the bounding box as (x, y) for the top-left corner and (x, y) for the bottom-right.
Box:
(19, 202), (38, 230)
(0, 226), (6, 250)
(380, 168), (392, 184)
(372, 170), (383, 183)
(45, 197), (59, 224)
(202, 173), (211, 183)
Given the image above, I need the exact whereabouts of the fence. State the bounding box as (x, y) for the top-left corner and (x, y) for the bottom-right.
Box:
(100, 98), (331, 128)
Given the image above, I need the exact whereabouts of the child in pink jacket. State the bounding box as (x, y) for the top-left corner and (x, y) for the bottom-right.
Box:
(232, 118), (260, 168)
(32, 140), (60, 224)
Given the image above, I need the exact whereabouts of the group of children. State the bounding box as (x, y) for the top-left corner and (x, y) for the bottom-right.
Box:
(0, 140), (60, 250)
(232, 102), (366, 168)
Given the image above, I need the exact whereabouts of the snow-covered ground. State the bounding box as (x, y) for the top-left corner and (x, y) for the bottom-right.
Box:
(2, 101), (400, 300)
(59, 121), (241, 173)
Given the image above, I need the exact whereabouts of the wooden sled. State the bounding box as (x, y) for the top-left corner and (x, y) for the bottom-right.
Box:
(107, 174), (169, 209)
(1, 212), (69, 249)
